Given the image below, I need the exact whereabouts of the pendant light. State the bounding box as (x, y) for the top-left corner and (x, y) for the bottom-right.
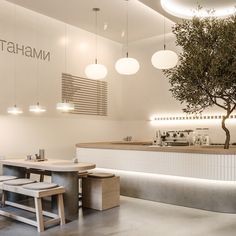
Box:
(29, 103), (46, 113)
(7, 5), (23, 115)
(7, 105), (23, 115)
(56, 24), (75, 112)
(151, 16), (178, 70)
(56, 102), (74, 112)
(29, 22), (46, 114)
(85, 8), (107, 80)
(115, 0), (140, 75)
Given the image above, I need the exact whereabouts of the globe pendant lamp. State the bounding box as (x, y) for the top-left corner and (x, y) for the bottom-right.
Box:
(151, 17), (178, 70)
(56, 24), (75, 112)
(115, 0), (140, 75)
(85, 8), (107, 80)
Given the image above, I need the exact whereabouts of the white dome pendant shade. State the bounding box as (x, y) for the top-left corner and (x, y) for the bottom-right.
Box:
(85, 8), (107, 80)
(151, 49), (178, 69)
(56, 102), (75, 112)
(115, 54), (140, 75)
(85, 60), (108, 80)
(29, 102), (46, 113)
(7, 105), (23, 115)
(115, 0), (139, 75)
(152, 16), (178, 70)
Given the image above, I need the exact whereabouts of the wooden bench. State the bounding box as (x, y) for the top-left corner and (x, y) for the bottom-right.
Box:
(0, 179), (65, 232)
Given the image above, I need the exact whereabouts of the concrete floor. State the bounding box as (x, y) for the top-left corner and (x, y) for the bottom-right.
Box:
(1, 196), (236, 236)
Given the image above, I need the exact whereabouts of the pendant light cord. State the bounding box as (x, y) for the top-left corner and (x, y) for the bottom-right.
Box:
(65, 24), (67, 73)
(164, 16), (166, 50)
(63, 23), (68, 103)
(36, 20), (39, 104)
(95, 9), (98, 64)
(13, 5), (16, 106)
(126, 0), (129, 57)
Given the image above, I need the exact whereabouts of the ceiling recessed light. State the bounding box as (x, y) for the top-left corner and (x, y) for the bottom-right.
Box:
(161, 0), (236, 19)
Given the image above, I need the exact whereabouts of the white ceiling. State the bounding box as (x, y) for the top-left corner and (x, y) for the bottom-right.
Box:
(6, 0), (233, 43)
(6, 0), (175, 43)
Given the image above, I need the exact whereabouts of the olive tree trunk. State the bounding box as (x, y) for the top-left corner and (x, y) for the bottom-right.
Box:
(222, 113), (230, 149)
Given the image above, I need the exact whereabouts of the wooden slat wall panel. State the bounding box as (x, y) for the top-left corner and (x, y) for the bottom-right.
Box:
(62, 73), (107, 116)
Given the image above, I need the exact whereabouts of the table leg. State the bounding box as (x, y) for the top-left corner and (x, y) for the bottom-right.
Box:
(3, 165), (27, 202)
(51, 171), (78, 221)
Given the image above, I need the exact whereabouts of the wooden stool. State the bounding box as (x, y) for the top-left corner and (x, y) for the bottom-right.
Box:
(0, 180), (65, 232)
(82, 173), (120, 211)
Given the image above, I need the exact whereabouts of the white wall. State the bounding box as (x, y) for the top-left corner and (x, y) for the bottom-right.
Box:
(0, 116), (124, 158)
(0, 0), (124, 159)
(0, 0), (235, 163)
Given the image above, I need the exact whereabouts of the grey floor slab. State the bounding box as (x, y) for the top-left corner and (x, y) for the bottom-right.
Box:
(1, 196), (236, 236)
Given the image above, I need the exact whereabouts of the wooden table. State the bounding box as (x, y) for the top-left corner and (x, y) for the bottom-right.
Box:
(0, 159), (96, 221)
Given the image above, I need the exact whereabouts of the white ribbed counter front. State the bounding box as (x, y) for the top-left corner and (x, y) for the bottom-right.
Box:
(76, 142), (236, 181)
(76, 142), (236, 213)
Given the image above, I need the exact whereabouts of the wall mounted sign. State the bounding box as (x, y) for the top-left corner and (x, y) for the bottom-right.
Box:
(0, 38), (50, 62)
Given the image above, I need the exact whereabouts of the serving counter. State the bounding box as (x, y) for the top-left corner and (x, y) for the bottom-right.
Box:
(76, 142), (236, 180)
(76, 142), (236, 213)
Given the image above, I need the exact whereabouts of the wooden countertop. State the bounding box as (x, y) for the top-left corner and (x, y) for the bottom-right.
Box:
(76, 142), (236, 155)
(0, 159), (96, 172)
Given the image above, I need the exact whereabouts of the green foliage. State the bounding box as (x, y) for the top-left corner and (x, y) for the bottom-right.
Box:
(164, 15), (236, 114)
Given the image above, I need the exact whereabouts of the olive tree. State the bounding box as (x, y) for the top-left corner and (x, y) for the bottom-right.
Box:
(164, 15), (236, 149)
